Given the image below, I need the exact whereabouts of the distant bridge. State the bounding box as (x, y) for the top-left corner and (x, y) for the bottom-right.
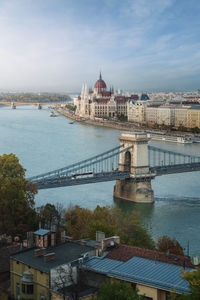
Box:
(1, 101), (67, 107)
(28, 132), (200, 203)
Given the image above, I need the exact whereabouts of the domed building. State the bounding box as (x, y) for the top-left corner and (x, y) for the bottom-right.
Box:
(74, 73), (131, 119)
(94, 73), (107, 94)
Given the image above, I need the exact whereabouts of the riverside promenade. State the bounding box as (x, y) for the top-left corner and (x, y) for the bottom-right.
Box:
(56, 107), (143, 131)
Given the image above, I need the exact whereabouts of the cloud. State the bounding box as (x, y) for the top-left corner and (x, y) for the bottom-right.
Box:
(0, 0), (199, 91)
(128, 0), (174, 18)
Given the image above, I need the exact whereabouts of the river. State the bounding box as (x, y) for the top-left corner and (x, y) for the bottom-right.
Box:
(0, 105), (200, 256)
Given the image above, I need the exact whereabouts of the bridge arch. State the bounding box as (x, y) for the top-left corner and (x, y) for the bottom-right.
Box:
(124, 151), (131, 172)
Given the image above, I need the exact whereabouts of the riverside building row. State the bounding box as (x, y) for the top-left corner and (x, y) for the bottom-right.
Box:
(128, 103), (200, 128)
(74, 73), (200, 129)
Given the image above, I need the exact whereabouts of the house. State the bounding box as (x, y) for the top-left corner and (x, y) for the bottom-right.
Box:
(81, 242), (195, 300)
(0, 243), (20, 298)
(10, 229), (96, 300)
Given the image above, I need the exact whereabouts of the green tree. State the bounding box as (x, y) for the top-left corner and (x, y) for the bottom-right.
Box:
(0, 153), (38, 237)
(182, 268), (200, 299)
(170, 268), (200, 300)
(95, 280), (145, 300)
(38, 203), (59, 228)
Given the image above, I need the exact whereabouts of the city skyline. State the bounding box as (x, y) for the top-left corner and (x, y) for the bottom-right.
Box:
(0, 0), (200, 92)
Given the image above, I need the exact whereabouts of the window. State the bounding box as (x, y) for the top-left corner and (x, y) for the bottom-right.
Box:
(131, 282), (136, 290)
(166, 292), (171, 300)
(22, 284), (34, 295)
(40, 295), (45, 300)
(27, 284), (34, 294)
(16, 283), (20, 300)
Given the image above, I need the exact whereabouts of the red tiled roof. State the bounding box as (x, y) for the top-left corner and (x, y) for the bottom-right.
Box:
(101, 91), (112, 97)
(95, 99), (109, 104)
(115, 96), (125, 99)
(115, 99), (128, 104)
(106, 244), (194, 268)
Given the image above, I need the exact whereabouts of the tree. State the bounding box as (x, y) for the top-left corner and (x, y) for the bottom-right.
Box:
(157, 235), (184, 256)
(38, 203), (59, 228)
(182, 268), (200, 299)
(95, 280), (145, 300)
(0, 153), (38, 237)
(170, 268), (200, 300)
(52, 264), (87, 300)
(64, 205), (155, 249)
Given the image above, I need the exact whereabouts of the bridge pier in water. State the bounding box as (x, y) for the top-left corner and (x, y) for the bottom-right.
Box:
(114, 132), (155, 203)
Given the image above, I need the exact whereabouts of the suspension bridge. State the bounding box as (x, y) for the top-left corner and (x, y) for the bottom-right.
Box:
(28, 132), (200, 203)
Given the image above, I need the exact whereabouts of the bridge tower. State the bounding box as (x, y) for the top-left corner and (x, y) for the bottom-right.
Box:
(114, 132), (155, 203)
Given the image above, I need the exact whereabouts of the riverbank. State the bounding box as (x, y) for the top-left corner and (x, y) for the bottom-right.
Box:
(56, 107), (144, 131)
(56, 108), (199, 143)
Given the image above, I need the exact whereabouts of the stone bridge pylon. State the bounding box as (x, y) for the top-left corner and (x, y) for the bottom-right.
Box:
(114, 132), (155, 203)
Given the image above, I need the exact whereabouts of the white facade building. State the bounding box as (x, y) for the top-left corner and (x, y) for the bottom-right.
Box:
(74, 73), (131, 119)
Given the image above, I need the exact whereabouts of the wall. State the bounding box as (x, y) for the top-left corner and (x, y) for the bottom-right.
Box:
(10, 258), (49, 300)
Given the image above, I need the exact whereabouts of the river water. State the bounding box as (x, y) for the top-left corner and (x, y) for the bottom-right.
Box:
(0, 105), (200, 256)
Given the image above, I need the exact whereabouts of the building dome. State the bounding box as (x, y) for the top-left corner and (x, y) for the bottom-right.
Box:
(94, 73), (107, 90)
(140, 93), (149, 100)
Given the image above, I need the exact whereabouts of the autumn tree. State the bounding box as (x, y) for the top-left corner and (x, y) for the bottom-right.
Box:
(64, 205), (155, 249)
(157, 235), (184, 256)
(0, 153), (38, 237)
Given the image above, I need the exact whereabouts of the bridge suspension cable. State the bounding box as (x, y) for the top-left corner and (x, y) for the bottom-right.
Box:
(28, 144), (132, 184)
(148, 145), (200, 167)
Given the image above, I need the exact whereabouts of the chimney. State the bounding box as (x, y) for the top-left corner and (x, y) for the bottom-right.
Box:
(80, 241), (87, 246)
(96, 231), (105, 242)
(44, 252), (56, 262)
(61, 230), (66, 243)
(34, 248), (46, 257)
(101, 236), (120, 251)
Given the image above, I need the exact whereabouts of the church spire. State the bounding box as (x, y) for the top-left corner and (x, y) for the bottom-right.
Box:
(99, 71), (102, 80)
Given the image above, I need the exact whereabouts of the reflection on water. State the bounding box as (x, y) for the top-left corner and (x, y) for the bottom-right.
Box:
(114, 197), (154, 231)
(0, 105), (200, 255)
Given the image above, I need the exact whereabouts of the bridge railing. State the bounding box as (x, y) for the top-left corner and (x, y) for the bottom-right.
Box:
(148, 145), (200, 167)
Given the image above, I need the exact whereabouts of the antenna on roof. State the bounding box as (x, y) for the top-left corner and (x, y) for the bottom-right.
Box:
(187, 241), (190, 257)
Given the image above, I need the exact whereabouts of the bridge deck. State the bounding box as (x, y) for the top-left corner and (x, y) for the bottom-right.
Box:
(151, 163), (200, 175)
(36, 171), (130, 190)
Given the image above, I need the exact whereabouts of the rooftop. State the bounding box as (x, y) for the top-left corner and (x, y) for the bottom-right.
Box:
(11, 242), (94, 273)
(106, 244), (194, 268)
(83, 244), (195, 294)
(34, 229), (51, 236)
(189, 106), (200, 110)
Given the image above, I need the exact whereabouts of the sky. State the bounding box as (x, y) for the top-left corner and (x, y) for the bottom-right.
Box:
(0, 0), (200, 92)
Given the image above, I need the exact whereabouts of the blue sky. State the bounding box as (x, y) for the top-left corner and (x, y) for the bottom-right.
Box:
(0, 0), (200, 92)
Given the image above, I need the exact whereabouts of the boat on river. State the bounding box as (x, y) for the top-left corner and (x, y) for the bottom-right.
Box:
(146, 132), (193, 144)
(49, 111), (57, 117)
(11, 102), (16, 109)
